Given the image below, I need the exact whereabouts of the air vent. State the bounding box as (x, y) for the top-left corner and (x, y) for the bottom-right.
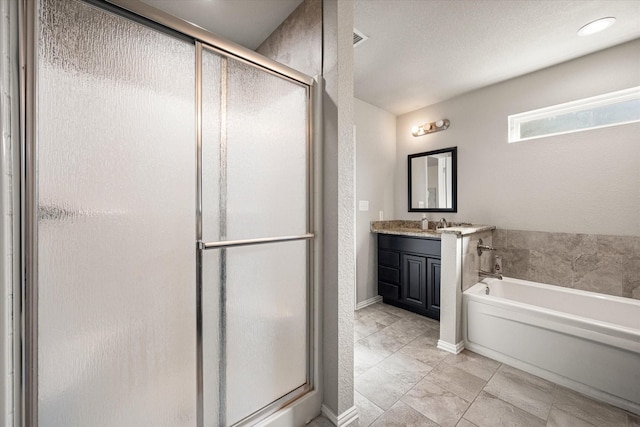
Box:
(353, 28), (368, 47)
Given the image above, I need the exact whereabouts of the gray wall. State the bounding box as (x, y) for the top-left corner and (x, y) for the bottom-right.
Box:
(395, 39), (640, 237)
(322, 0), (355, 416)
(256, 0), (322, 77)
(387, 39), (640, 300)
(355, 98), (396, 304)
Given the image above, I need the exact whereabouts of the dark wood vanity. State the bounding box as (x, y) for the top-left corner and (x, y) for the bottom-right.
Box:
(377, 234), (441, 320)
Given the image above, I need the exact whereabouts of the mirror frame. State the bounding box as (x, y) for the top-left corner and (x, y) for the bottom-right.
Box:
(408, 146), (457, 212)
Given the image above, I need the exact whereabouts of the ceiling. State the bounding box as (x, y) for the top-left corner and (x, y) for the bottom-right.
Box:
(141, 0), (640, 116)
(140, 0), (304, 49)
(354, 0), (640, 115)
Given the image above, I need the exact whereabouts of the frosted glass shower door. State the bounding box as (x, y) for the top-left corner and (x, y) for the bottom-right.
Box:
(201, 47), (311, 426)
(34, 0), (196, 425)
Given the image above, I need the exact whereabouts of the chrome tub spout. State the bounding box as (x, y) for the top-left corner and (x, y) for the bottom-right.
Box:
(479, 269), (503, 280)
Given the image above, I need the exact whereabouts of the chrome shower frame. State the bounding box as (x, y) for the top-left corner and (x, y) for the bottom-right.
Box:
(19, 0), (321, 425)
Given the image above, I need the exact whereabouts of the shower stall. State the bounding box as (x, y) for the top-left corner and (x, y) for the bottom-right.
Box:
(17, 0), (320, 425)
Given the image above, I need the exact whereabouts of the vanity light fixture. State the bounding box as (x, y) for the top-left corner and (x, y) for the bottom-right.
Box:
(411, 119), (450, 137)
(577, 17), (616, 36)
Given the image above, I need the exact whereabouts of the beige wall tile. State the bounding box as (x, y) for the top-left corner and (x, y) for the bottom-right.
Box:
(492, 228), (507, 249)
(596, 234), (640, 257)
(462, 231), (493, 290)
(490, 229), (639, 300)
(622, 256), (640, 299)
(528, 250), (573, 288)
(498, 248), (530, 279)
(506, 230), (549, 250)
(572, 254), (624, 297)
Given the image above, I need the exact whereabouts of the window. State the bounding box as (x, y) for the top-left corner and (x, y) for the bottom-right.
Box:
(508, 86), (640, 143)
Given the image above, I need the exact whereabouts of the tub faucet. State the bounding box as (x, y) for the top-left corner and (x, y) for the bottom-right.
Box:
(479, 269), (503, 280)
(477, 238), (496, 256)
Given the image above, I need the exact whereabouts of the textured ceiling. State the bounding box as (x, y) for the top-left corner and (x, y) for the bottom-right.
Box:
(354, 0), (640, 115)
(140, 0), (640, 116)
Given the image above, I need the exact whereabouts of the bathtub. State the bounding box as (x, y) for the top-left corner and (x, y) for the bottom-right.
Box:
(463, 277), (640, 415)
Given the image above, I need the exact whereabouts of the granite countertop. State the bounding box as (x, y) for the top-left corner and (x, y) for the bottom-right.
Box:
(370, 220), (495, 237)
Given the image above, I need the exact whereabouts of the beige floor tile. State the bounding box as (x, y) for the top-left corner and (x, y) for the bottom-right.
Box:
(376, 303), (413, 318)
(483, 364), (554, 420)
(305, 415), (333, 427)
(366, 308), (403, 326)
(455, 419), (479, 427)
(355, 328), (369, 342)
(352, 303), (637, 427)
(405, 313), (440, 330)
(398, 336), (448, 367)
(552, 386), (629, 426)
(370, 401), (438, 427)
(547, 406), (598, 427)
(382, 318), (432, 344)
(354, 340), (388, 377)
(355, 305), (380, 320)
(463, 391), (545, 427)
(376, 351), (433, 384)
(355, 366), (417, 410)
(425, 363), (487, 402)
(441, 349), (501, 381)
(354, 315), (387, 338)
(402, 377), (470, 427)
(358, 329), (406, 357)
(354, 391), (385, 427)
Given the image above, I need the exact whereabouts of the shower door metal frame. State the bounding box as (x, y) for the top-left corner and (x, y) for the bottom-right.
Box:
(196, 41), (316, 427)
(20, 0), (320, 426)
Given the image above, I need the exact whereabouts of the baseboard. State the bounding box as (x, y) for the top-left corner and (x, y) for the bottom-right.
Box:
(355, 296), (382, 311)
(320, 404), (359, 426)
(437, 339), (464, 354)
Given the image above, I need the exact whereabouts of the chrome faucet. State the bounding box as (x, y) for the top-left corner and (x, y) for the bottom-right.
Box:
(477, 238), (496, 256)
(436, 218), (448, 229)
(479, 269), (503, 280)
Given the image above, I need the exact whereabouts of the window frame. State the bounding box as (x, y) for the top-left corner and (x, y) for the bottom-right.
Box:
(508, 86), (640, 143)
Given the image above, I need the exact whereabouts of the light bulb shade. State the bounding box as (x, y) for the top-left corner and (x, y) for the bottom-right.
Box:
(411, 119), (450, 137)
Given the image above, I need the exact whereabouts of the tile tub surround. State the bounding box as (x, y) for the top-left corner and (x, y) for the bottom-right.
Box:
(307, 302), (640, 427)
(493, 229), (640, 300)
(461, 230), (495, 292)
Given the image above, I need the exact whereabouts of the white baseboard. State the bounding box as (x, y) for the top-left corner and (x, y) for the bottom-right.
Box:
(437, 339), (464, 354)
(355, 296), (382, 311)
(320, 404), (359, 426)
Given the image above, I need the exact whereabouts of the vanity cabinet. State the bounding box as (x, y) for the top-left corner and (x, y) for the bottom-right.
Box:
(377, 234), (441, 320)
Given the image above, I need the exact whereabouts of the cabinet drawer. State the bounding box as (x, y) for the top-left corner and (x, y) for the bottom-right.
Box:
(378, 234), (440, 256)
(378, 282), (399, 300)
(378, 250), (400, 267)
(378, 266), (400, 285)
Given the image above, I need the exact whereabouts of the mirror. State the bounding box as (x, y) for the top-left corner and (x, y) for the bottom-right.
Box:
(408, 147), (457, 212)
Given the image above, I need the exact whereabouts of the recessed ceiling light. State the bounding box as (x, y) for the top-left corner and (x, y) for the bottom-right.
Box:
(577, 17), (616, 36)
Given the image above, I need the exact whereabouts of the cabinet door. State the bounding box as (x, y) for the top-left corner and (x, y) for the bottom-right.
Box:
(401, 254), (427, 309)
(427, 257), (441, 316)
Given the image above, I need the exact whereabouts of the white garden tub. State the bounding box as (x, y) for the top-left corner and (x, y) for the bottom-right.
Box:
(463, 277), (640, 415)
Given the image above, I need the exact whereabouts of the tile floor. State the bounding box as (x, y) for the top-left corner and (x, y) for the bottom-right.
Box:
(308, 302), (640, 427)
